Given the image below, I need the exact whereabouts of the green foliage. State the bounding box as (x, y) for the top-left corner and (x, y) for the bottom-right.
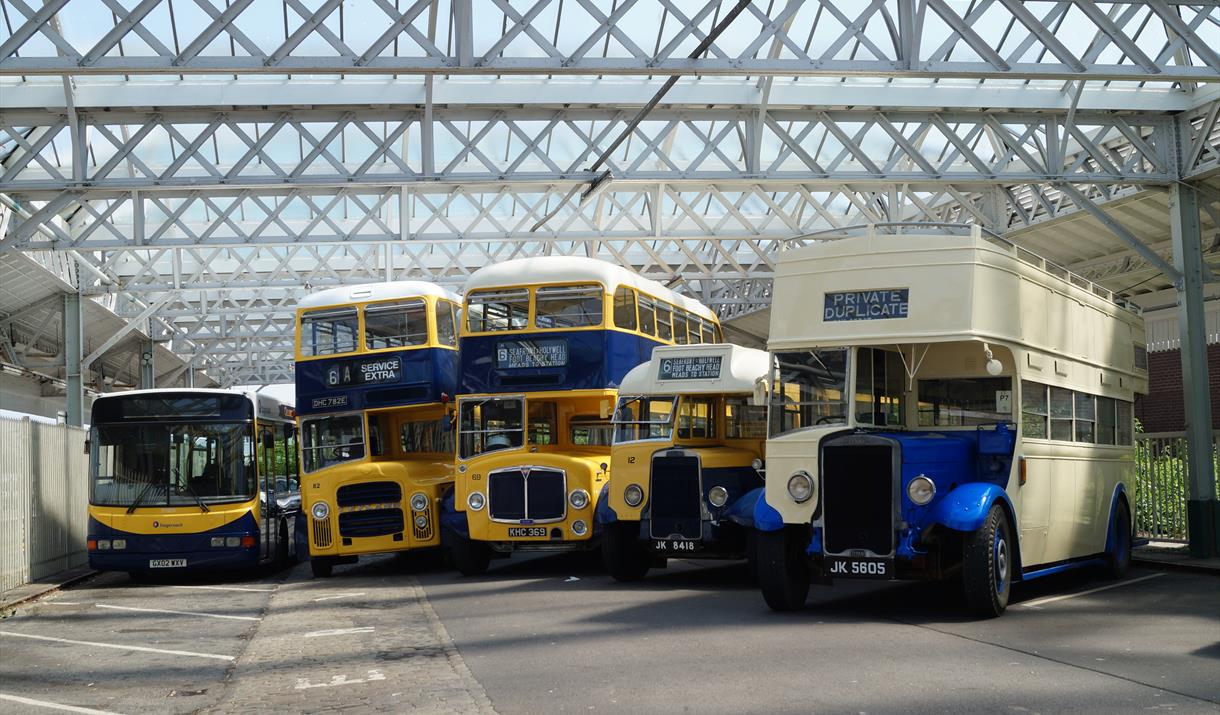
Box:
(1131, 422), (1220, 541)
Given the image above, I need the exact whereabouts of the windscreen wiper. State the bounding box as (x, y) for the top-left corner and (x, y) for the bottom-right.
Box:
(181, 483), (211, 513)
(125, 480), (159, 514)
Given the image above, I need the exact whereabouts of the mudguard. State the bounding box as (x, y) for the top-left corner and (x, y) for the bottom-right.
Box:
(752, 491), (785, 532)
(724, 487), (766, 529)
(438, 488), (470, 539)
(594, 483), (617, 526)
(925, 482), (1015, 533)
(1103, 483), (1129, 555)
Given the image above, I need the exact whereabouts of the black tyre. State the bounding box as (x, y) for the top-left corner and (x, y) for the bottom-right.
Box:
(602, 521), (651, 582)
(1104, 500), (1132, 579)
(449, 533), (491, 576)
(310, 557), (334, 578)
(962, 504), (1013, 618)
(275, 520), (291, 566)
(756, 527), (811, 612)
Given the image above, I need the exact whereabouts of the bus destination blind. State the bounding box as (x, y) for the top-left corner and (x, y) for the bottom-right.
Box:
(496, 339), (568, 368)
(658, 355), (723, 380)
(325, 355), (402, 388)
(823, 289), (909, 322)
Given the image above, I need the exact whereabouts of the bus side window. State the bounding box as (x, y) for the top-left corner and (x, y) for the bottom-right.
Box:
(613, 287), (637, 330)
(655, 301), (673, 341)
(435, 300), (458, 347)
(638, 294), (656, 336)
(701, 320), (715, 344)
(673, 311), (689, 344)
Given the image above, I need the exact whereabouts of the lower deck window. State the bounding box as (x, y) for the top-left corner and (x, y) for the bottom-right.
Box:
(917, 377), (1012, 426)
(302, 414), (365, 473)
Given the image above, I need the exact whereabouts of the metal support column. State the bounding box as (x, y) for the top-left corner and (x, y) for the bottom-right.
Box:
(1169, 182), (1218, 557)
(139, 337), (155, 389)
(63, 291), (83, 427)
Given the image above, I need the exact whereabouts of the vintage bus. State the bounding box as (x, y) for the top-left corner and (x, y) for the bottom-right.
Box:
(295, 281), (461, 577)
(443, 256), (722, 575)
(754, 224), (1147, 617)
(599, 343), (771, 580)
(87, 388), (300, 575)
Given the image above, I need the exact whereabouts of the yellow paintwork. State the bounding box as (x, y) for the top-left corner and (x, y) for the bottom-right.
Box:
(295, 294), (460, 362)
(89, 500), (256, 535)
(456, 391), (612, 546)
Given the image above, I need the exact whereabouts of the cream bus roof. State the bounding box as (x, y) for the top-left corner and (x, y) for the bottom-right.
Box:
(769, 224), (1146, 380)
(93, 387), (294, 414)
(463, 255), (717, 322)
(618, 343), (770, 396)
(297, 281), (460, 309)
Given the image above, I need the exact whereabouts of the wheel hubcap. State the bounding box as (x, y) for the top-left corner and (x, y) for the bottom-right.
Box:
(994, 533), (1008, 594)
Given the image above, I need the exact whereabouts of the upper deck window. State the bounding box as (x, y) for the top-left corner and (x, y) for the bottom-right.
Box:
(637, 294), (657, 336)
(613, 287), (637, 330)
(467, 289), (529, 332)
(301, 307), (359, 356)
(917, 377), (1012, 426)
(655, 302), (673, 341)
(673, 311), (690, 344)
(613, 396), (676, 443)
(535, 284), (603, 329)
(364, 299), (428, 350)
(769, 349), (849, 437)
(435, 300), (458, 347)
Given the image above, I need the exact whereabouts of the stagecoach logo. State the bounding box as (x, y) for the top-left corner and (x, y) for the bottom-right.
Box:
(823, 289), (910, 322)
(151, 521), (182, 528)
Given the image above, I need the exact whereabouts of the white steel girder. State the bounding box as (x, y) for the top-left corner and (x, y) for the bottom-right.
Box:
(0, 0), (1217, 81)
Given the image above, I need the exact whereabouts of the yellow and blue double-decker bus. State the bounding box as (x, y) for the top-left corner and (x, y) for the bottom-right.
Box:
(441, 256), (721, 575)
(87, 388), (300, 576)
(295, 281), (461, 577)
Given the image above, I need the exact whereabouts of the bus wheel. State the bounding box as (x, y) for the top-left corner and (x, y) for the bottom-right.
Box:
(756, 527), (810, 612)
(1104, 500), (1132, 580)
(449, 533), (491, 576)
(310, 557), (334, 578)
(276, 520), (291, 566)
(962, 504), (1012, 618)
(602, 521), (650, 582)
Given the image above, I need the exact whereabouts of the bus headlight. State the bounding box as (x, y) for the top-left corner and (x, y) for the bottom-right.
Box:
(569, 489), (589, 509)
(112, 540), (126, 550)
(211, 537), (225, 547)
(787, 471), (814, 503)
(751, 457), (764, 472)
(708, 486), (729, 508)
(907, 475), (936, 506)
(311, 501), (330, 520)
(572, 520), (588, 536)
(623, 484), (644, 507)
(467, 492), (486, 511)
(410, 493), (429, 512)
(226, 536), (242, 548)
(97, 540), (112, 550)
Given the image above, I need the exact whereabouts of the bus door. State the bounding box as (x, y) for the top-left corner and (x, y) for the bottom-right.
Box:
(258, 424), (276, 561)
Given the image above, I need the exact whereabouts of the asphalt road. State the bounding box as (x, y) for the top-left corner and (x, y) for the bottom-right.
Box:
(1, 553), (1216, 714)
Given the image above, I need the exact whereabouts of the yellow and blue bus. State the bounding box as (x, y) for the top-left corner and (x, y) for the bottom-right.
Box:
(87, 388), (300, 575)
(295, 281), (461, 577)
(754, 224), (1147, 617)
(442, 256), (722, 575)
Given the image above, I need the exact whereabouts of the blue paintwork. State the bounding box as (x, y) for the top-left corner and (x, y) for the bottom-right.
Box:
(459, 329), (663, 394)
(1102, 483), (1130, 556)
(1020, 557), (1107, 581)
(804, 527), (823, 556)
(753, 493), (785, 532)
(724, 486), (764, 528)
(923, 482), (1016, 533)
(87, 512), (261, 572)
(296, 347), (459, 416)
(438, 488), (470, 538)
(594, 483), (617, 525)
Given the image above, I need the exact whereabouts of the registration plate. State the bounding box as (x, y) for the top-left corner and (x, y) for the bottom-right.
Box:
(507, 527), (547, 538)
(825, 556), (891, 579)
(149, 558), (187, 568)
(652, 539), (699, 553)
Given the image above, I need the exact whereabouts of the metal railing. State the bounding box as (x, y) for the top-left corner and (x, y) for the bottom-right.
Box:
(1133, 430), (1220, 543)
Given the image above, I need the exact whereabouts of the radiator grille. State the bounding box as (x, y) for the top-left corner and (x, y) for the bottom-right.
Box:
(337, 481), (402, 507)
(649, 453), (701, 540)
(488, 467), (565, 522)
(312, 517), (332, 548)
(822, 441), (894, 556)
(338, 508), (405, 538)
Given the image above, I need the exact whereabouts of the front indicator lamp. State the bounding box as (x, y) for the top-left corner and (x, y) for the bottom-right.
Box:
(311, 501), (330, 520)
(410, 493), (429, 512)
(210, 537), (225, 547)
(111, 540), (126, 550)
(787, 471), (814, 503)
(569, 489), (589, 509)
(572, 520), (588, 536)
(708, 486), (729, 508)
(96, 539), (111, 550)
(226, 536), (242, 547)
(623, 484), (644, 507)
(907, 475), (936, 506)
(467, 491), (486, 511)
(751, 457), (764, 472)
(415, 515), (429, 529)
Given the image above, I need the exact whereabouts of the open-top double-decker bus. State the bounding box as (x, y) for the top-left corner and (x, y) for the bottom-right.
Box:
(87, 388), (300, 575)
(295, 281), (461, 577)
(442, 256), (722, 575)
(754, 224), (1147, 617)
(599, 343), (771, 581)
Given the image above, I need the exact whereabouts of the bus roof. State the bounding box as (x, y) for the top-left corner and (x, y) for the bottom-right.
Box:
(619, 343), (770, 396)
(297, 281), (461, 310)
(463, 256), (717, 322)
(92, 387), (294, 412)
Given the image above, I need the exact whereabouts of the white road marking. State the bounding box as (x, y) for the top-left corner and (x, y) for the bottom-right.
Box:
(311, 592), (366, 602)
(42, 602), (83, 606)
(95, 604), (260, 621)
(0, 692), (127, 714)
(294, 670), (386, 690)
(1021, 573), (1166, 609)
(0, 631), (235, 661)
(303, 627), (375, 638)
(170, 585), (275, 593)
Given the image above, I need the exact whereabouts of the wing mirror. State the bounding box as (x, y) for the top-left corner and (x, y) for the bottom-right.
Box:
(752, 376), (769, 407)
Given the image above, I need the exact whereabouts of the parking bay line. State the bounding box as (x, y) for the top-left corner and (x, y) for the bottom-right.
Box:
(170, 585), (276, 593)
(0, 692), (127, 715)
(312, 592), (366, 602)
(95, 603), (260, 621)
(0, 631), (236, 661)
(1021, 573), (1166, 609)
(303, 627), (375, 638)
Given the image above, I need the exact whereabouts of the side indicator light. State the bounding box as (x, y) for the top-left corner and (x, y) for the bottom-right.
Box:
(241, 535), (256, 548)
(1019, 456), (1028, 486)
(87, 539), (97, 552)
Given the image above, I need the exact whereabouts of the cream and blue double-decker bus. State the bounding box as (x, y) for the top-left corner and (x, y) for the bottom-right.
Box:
(754, 224), (1147, 617)
(442, 256), (721, 575)
(295, 281), (461, 577)
(600, 343), (771, 581)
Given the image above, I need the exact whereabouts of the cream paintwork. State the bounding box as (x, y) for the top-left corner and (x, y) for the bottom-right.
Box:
(766, 226), (1145, 571)
(618, 343), (771, 396)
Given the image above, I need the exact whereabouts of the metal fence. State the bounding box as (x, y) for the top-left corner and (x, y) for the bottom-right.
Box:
(0, 416), (89, 594)
(1133, 430), (1220, 543)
